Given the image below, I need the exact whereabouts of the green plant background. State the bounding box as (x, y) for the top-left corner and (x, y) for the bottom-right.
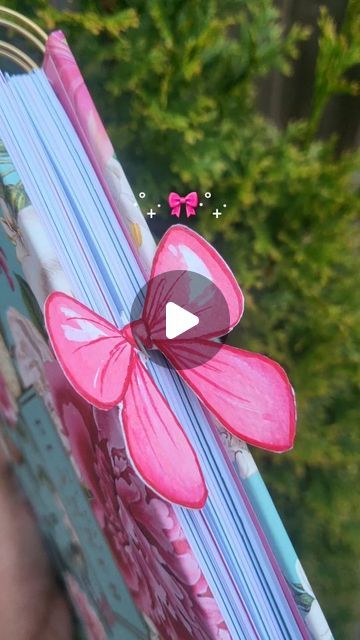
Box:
(5, 0), (360, 637)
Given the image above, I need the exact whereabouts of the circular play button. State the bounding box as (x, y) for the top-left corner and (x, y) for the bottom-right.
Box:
(128, 269), (230, 370)
(165, 301), (200, 339)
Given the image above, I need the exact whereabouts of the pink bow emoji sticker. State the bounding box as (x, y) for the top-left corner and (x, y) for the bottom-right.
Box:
(45, 225), (296, 509)
(168, 191), (198, 218)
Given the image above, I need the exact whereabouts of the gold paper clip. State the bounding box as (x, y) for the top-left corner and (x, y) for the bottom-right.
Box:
(0, 6), (47, 71)
(0, 41), (37, 71)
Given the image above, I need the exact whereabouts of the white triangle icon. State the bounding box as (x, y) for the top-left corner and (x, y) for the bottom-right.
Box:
(165, 302), (199, 339)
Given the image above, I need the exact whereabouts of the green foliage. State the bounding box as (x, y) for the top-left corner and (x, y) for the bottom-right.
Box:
(6, 0), (360, 635)
(309, 0), (360, 136)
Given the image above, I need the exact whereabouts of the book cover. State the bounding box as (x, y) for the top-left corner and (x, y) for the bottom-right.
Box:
(0, 140), (231, 640)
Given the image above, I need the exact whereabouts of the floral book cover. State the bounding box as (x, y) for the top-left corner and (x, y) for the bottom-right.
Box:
(0, 143), (233, 640)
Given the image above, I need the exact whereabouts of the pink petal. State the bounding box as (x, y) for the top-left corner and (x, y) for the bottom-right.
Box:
(122, 359), (207, 508)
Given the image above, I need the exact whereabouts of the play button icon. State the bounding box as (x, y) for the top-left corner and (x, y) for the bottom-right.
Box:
(129, 269), (230, 370)
(165, 302), (199, 339)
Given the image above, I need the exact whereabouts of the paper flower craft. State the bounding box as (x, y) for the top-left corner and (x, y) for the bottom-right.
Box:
(45, 225), (296, 509)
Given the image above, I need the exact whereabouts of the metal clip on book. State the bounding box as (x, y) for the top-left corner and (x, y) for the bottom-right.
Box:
(0, 8), (332, 640)
(0, 7), (46, 70)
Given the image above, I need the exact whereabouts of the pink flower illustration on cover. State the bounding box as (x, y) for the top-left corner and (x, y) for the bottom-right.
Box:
(65, 574), (107, 640)
(45, 225), (296, 510)
(6, 310), (231, 639)
(45, 361), (230, 640)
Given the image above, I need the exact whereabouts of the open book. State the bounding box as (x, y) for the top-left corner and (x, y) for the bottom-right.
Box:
(0, 24), (332, 640)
